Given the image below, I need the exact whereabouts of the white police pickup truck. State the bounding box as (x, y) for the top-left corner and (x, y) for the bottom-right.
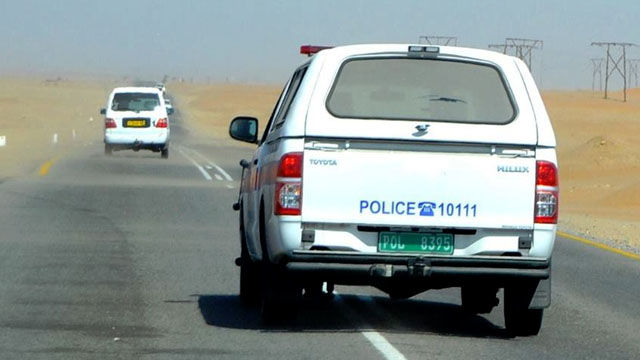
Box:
(229, 44), (558, 336)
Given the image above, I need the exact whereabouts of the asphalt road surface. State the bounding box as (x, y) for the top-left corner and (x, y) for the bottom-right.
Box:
(0, 104), (639, 359)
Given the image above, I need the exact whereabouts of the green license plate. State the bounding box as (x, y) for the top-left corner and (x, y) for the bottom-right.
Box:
(378, 232), (454, 255)
(125, 119), (147, 127)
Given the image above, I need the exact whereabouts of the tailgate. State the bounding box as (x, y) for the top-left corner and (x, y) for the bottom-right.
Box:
(301, 141), (536, 229)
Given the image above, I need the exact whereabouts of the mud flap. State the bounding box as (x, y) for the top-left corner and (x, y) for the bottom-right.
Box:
(529, 277), (551, 309)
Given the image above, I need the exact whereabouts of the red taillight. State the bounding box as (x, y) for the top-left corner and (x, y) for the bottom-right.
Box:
(535, 161), (559, 224)
(300, 45), (333, 56)
(275, 152), (303, 216)
(104, 118), (117, 129)
(155, 118), (168, 128)
(278, 152), (303, 177)
(536, 161), (558, 186)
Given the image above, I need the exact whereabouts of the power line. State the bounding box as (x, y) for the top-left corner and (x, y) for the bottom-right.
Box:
(418, 36), (458, 46)
(591, 58), (604, 92)
(591, 42), (636, 101)
(488, 38), (543, 73)
(627, 59), (640, 88)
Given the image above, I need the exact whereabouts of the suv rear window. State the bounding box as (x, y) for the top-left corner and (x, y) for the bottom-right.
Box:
(327, 58), (515, 124)
(112, 93), (160, 112)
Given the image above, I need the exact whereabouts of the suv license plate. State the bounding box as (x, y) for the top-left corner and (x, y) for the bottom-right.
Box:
(125, 119), (147, 127)
(378, 232), (454, 255)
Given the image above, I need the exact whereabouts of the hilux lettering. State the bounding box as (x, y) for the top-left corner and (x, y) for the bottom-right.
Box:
(497, 165), (529, 173)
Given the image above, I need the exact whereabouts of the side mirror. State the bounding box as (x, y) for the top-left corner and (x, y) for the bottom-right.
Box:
(167, 108), (174, 115)
(100, 108), (106, 115)
(229, 116), (258, 144)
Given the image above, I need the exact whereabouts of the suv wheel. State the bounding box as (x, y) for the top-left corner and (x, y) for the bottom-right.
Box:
(504, 284), (544, 336)
(161, 147), (169, 159)
(461, 285), (499, 314)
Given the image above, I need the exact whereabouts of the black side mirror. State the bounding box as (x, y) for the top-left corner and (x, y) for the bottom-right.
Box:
(167, 108), (174, 115)
(229, 116), (258, 144)
(100, 108), (106, 115)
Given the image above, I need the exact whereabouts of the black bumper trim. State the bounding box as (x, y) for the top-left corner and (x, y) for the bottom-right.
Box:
(282, 251), (550, 282)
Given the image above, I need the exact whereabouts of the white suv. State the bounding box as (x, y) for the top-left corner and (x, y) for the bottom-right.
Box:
(229, 44), (558, 336)
(101, 87), (172, 158)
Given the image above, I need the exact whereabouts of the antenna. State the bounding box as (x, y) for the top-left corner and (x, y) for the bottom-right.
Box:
(489, 38), (543, 73)
(591, 42), (636, 101)
(418, 36), (458, 46)
(591, 58), (604, 92)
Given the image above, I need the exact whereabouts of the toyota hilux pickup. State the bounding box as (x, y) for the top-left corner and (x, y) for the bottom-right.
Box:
(229, 44), (558, 336)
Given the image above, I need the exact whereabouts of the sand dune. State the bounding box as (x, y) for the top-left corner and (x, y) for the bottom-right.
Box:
(0, 77), (638, 252)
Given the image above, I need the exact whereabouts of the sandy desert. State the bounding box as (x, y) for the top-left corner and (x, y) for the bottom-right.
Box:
(1, 78), (638, 253)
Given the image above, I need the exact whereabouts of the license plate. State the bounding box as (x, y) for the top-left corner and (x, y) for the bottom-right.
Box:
(125, 119), (147, 127)
(378, 232), (454, 255)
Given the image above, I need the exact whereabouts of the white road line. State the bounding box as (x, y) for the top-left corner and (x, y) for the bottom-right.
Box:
(184, 147), (234, 181)
(177, 148), (212, 181)
(214, 174), (223, 181)
(335, 292), (407, 360)
(361, 331), (407, 360)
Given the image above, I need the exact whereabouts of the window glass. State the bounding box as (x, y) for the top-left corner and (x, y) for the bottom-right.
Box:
(112, 93), (160, 112)
(273, 66), (308, 127)
(327, 58), (515, 124)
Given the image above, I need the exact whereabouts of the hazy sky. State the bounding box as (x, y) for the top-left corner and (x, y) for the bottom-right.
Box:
(1, 0), (638, 89)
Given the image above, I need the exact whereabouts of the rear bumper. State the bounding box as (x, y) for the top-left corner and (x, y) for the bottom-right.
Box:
(104, 132), (169, 145)
(282, 250), (550, 285)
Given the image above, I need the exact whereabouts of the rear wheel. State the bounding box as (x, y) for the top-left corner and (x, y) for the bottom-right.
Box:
(461, 285), (499, 314)
(239, 210), (260, 305)
(260, 265), (300, 324)
(239, 248), (260, 305)
(104, 144), (112, 156)
(504, 283), (544, 336)
(258, 204), (300, 323)
(161, 147), (169, 159)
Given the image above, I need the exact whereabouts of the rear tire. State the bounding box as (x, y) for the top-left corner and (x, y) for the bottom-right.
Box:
(461, 285), (499, 314)
(161, 147), (169, 159)
(260, 265), (300, 324)
(258, 204), (300, 324)
(240, 249), (260, 305)
(104, 144), (112, 156)
(239, 210), (260, 305)
(504, 284), (544, 336)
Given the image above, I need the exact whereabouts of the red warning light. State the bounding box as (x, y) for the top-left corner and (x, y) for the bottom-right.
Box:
(300, 45), (333, 56)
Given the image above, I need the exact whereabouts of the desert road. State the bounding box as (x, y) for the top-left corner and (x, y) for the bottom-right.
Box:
(0, 108), (639, 360)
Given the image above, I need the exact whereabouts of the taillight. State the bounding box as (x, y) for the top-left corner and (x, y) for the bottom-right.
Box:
(104, 118), (117, 129)
(275, 152), (303, 215)
(535, 161), (559, 224)
(155, 118), (168, 128)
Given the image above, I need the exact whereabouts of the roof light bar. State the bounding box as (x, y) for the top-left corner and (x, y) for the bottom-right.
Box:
(300, 45), (333, 56)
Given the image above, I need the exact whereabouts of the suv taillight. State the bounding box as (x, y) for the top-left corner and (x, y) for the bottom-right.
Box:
(275, 152), (303, 215)
(535, 161), (559, 224)
(155, 118), (168, 128)
(105, 118), (117, 129)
